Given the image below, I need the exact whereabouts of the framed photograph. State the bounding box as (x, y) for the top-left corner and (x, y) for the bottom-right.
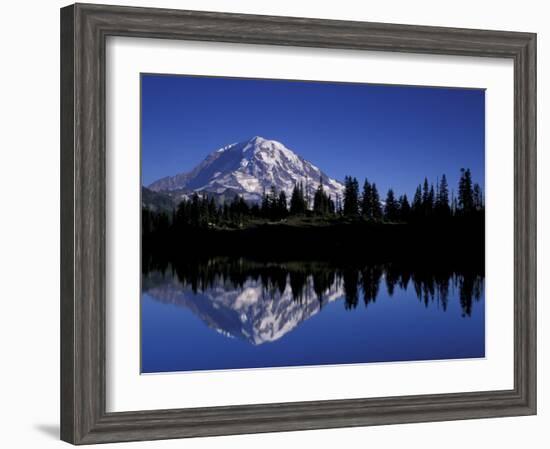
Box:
(60, 3), (536, 445)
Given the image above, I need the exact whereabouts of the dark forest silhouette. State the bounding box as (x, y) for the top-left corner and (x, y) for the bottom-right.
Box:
(142, 168), (484, 261)
(143, 168), (482, 231)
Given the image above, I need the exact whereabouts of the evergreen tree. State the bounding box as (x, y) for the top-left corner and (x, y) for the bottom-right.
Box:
(208, 197), (217, 224)
(343, 176), (360, 217)
(313, 179), (332, 215)
(277, 190), (288, 218)
(268, 185), (278, 219)
(229, 194), (248, 225)
(398, 194), (411, 221)
(175, 199), (187, 227)
(261, 188), (269, 217)
(199, 196), (209, 226)
(451, 196), (458, 217)
(190, 193), (201, 227)
(361, 178), (372, 219)
(304, 177), (310, 210)
(328, 195), (336, 214)
(290, 182), (306, 215)
(222, 203), (230, 222)
(421, 178), (434, 217)
(411, 185), (423, 219)
(238, 195), (249, 216)
(427, 185), (435, 216)
(458, 168), (474, 215)
(384, 188), (399, 221)
(473, 183), (483, 211)
(334, 194), (342, 215)
(422, 178), (430, 212)
(450, 189), (456, 217)
(370, 183), (382, 219)
(435, 174), (450, 217)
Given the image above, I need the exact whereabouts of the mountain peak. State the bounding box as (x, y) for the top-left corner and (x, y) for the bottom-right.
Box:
(148, 138), (345, 204)
(249, 135), (266, 143)
(243, 136), (278, 151)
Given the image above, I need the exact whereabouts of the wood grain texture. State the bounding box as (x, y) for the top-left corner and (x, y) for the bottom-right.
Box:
(60, 3), (537, 445)
(60, 4), (75, 443)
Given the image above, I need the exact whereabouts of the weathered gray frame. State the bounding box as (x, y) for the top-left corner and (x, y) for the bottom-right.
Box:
(60, 3), (537, 445)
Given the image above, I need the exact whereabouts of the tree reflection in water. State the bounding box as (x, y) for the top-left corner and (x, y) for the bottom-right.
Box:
(143, 256), (484, 318)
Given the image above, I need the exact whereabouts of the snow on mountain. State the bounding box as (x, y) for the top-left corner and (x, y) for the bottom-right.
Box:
(145, 273), (344, 345)
(148, 136), (344, 204)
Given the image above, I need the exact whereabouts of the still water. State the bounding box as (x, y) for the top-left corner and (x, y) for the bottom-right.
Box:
(141, 258), (485, 373)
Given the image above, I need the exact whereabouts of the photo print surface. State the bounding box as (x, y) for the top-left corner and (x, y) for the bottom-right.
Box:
(140, 74), (485, 374)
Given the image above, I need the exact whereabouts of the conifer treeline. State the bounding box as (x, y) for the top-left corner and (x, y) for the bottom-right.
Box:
(344, 168), (484, 222)
(142, 168), (483, 233)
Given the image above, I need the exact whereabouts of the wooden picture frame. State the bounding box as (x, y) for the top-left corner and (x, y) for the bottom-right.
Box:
(60, 3), (536, 444)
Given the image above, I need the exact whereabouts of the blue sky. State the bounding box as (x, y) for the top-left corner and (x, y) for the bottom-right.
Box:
(141, 74), (484, 199)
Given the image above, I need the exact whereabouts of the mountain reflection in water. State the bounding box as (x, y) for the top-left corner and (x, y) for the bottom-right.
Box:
(142, 258), (484, 347)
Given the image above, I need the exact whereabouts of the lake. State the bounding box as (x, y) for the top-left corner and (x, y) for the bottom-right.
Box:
(141, 258), (485, 373)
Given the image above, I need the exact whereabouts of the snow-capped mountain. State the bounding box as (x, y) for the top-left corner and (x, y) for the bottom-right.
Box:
(145, 273), (344, 345)
(147, 136), (344, 204)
